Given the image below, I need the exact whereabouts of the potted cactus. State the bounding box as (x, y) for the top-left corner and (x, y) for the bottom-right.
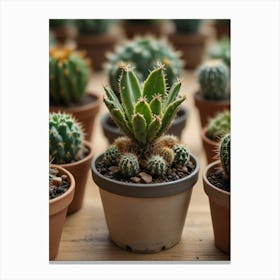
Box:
(208, 37), (230, 67)
(121, 19), (170, 39)
(213, 19), (230, 39)
(74, 19), (117, 70)
(203, 133), (230, 254)
(194, 59), (230, 128)
(201, 110), (230, 163)
(49, 19), (76, 44)
(91, 63), (199, 253)
(103, 37), (188, 143)
(49, 45), (100, 141)
(49, 112), (94, 214)
(49, 164), (75, 260)
(168, 19), (206, 69)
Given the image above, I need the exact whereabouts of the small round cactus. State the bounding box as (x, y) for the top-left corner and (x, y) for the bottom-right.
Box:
(158, 147), (174, 165)
(104, 145), (120, 165)
(74, 19), (113, 35)
(119, 153), (140, 178)
(219, 133), (230, 177)
(49, 46), (90, 106)
(107, 37), (182, 95)
(155, 135), (179, 150)
(173, 144), (190, 167)
(146, 155), (167, 177)
(173, 19), (202, 34)
(49, 112), (84, 164)
(206, 110), (230, 140)
(198, 59), (229, 100)
(113, 136), (133, 154)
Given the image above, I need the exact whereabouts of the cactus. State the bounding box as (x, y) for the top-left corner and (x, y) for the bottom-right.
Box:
(49, 112), (84, 164)
(146, 155), (167, 177)
(173, 144), (190, 167)
(113, 136), (133, 154)
(173, 19), (202, 34)
(49, 46), (90, 106)
(119, 153), (140, 177)
(198, 59), (229, 100)
(219, 133), (230, 177)
(49, 19), (73, 29)
(206, 110), (230, 141)
(74, 19), (114, 35)
(158, 147), (174, 164)
(103, 63), (186, 149)
(154, 135), (179, 150)
(107, 37), (182, 95)
(209, 37), (230, 67)
(104, 145), (120, 165)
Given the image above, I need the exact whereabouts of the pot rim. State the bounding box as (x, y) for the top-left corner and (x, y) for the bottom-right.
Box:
(49, 165), (75, 205)
(201, 126), (219, 146)
(203, 160), (230, 196)
(91, 152), (200, 198)
(58, 140), (94, 168)
(50, 91), (101, 114)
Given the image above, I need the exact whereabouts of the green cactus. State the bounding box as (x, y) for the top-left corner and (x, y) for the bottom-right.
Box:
(119, 153), (140, 177)
(104, 145), (120, 165)
(206, 110), (230, 141)
(198, 59), (229, 100)
(74, 19), (114, 35)
(173, 144), (190, 167)
(209, 37), (230, 67)
(49, 112), (84, 164)
(159, 147), (174, 164)
(219, 133), (230, 177)
(107, 37), (182, 95)
(103, 63), (185, 149)
(49, 46), (90, 106)
(49, 19), (73, 29)
(173, 19), (202, 34)
(146, 155), (167, 177)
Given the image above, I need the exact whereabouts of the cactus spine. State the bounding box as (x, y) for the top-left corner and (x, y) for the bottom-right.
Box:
(104, 145), (120, 165)
(206, 110), (230, 140)
(219, 133), (230, 178)
(198, 59), (229, 100)
(119, 153), (140, 177)
(173, 144), (190, 167)
(146, 155), (167, 177)
(49, 112), (84, 164)
(49, 46), (90, 106)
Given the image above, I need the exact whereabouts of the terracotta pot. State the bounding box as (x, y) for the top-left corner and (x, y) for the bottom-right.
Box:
(168, 33), (206, 69)
(91, 153), (199, 253)
(203, 161), (230, 254)
(214, 22), (230, 39)
(76, 34), (117, 71)
(49, 165), (75, 260)
(51, 25), (76, 44)
(194, 91), (230, 128)
(122, 21), (167, 39)
(60, 141), (94, 214)
(101, 107), (188, 144)
(50, 92), (101, 141)
(201, 127), (218, 164)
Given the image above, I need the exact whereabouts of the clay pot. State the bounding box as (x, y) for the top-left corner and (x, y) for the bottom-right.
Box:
(122, 21), (168, 39)
(91, 153), (199, 253)
(168, 33), (206, 69)
(76, 34), (117, 71)
(203, 161), (230, 254)
(101, 107), (188, 144)
(214, 22), (230, 39)
(201, 127), (218, 164)
(49, 165), (75, 260)
(50, 92), (101, 141)
(51, 25), (76, 44)
(60, 141), (94, 214)
(194, 91), (230, 128)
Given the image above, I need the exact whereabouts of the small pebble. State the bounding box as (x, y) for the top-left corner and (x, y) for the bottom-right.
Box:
(130, 177), (141, 183)
(139, 172), (152, 184)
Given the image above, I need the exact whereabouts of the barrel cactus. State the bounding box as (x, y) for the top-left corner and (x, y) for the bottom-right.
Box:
(49, 112), (84, 164)
(146, 155), (167, 177)
(49, 46), (90, 106)
(172, 19), (202, 34)
(209, 37), (230, 67)
(219, 133), (230, 178)
(198, 59), (229, 100)
(74, 19), (113, 35)
(119, 153), (140, 177)
(206, 110), (230, 141)
(104, 145), (120, 165)
(173, 144), (190, 167)
(107, 37), (183, 95)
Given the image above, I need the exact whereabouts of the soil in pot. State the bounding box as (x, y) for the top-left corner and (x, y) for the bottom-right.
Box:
(91, 153), (199, 253)
(203, 161), (230, 254)
(49, 165), (75, 260)
(50, 92), (101, 141)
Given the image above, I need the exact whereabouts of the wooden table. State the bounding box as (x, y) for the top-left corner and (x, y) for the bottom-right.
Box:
(54, 68), (230, 262)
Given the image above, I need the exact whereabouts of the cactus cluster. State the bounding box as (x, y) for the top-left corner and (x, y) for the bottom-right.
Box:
(49, 112), (84, 164)
(107, 37), (182, 95)
(206, 110), (230, 141)
(172, 19), (202, 34)
(209, 37), (230, 67)
(49, 46), (90, 106)
(219, 133), (230, 178)
(198, 59), (229, 100)
(74, 19), (114, 35)
(119, 153), (140, 177)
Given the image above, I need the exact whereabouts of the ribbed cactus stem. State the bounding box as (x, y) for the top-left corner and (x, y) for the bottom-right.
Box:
(173, 144), (190, 167)
(104, 145), (120, 165)
(146, 155), (167, 177)
(119, 153), (140, 177)
(219, 133), (230, 177)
